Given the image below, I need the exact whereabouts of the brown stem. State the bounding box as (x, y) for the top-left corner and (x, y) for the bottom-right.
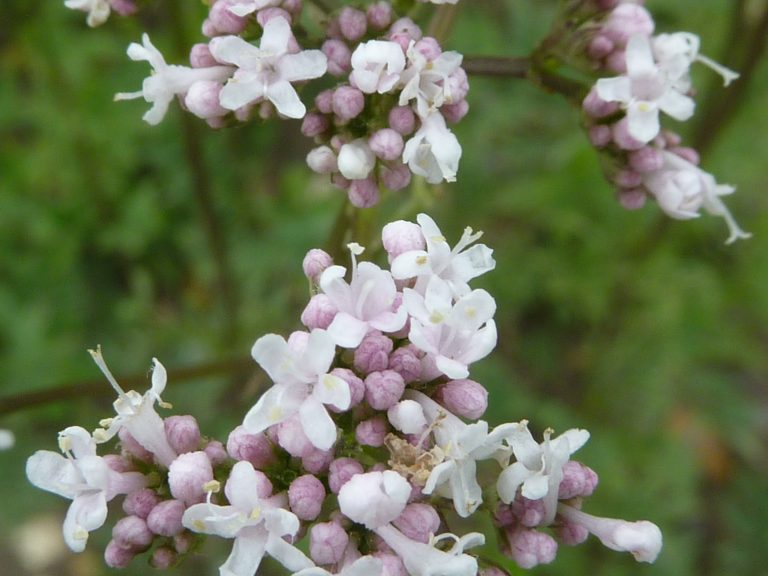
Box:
(0, 358), (253, 416)
(463, 55), (531, 78)
(691, 0), (768, 155)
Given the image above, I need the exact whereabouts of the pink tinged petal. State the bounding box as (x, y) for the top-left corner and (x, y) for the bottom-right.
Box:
(626, 102), (660, 143)
(625, 34), (656, 78)
(314, 374), (351, 410)
(391, 249), (430, 280)
(267, 80), (306, 118)
(402, 288), (430, 324)
(497, 461), (531, 503)
(299, 397), (338, 450)
(319, 265), (352, 306)
(210, 35), (265, 69)
(220, 76), (265, 110)
(264, 507), (300, 537)
(221, 532), (268, 576)
(251, 334), (290, 382)
(279, 51), (328, 82)
(595, 76), (632, 103)
(304, 329), (337, 377)
(63, 492), (108, 552)
(452, 290), (496, 331)
(369, 306), (408, 334)
(327, 312), (369, 348)
(243, 385), (296, 434)
(182, 503), (244, 538)
(77, 455), (111, 492)
(461, 320), (497, 364)
(26, 451), (79, 498)
(407, 319), (439, 356)
(225, 461), (263, 511)
(266, 533), (314, 571)
(658, 90), (695, 121)
(260, 17), (292, 55)
(435, 355), (470, 380)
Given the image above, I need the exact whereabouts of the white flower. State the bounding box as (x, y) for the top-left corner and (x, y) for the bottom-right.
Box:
(295, 557), (383, 576)
(399, 42), (463, 118)
(404, 276), (497, 380)
(497, 422), (590, 525)
(26, 426), (147, 552)
(644, 150), (751, 244)
(374, 524), (483, 576)
(391, 213), (495, 298)
(319, 243), (407, 348)
(244, 329), (349, 450)
(227, 0), (282, 17)
(402, 112), (462, 184)
(557, 504), (663, 563)
(337, 139), (376, 180)
(183, 461), (313, 576)
(209, 17), (327, 118)
(407, 391), (515, 517)
(64, 0), (111, 27)
(115, 34), (234, 125)
(653, 32), (739, 87)
(596, 34), (695, 143)
(350, 40), (406, 94)
(337, 470), (411, 529)
(89, 348), (178, 467)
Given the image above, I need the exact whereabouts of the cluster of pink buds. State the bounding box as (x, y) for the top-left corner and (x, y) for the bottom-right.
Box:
(27, 214), (662, 574)
(576, 0), (750, 243)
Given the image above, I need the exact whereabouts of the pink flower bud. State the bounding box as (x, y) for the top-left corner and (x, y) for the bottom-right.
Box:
(339, 7), (367, 41)
(315, 89), (334, 114)
(119, 428), (154, 463)
(306, 146), (338, 175)
(588, 125), (612, 148)
(389, 18), (423, 51)
(185, 81), (227, 120)
(368, 1), (392, 29)
(147, 499), (186, 537)
(388, 346), (422, 383)
(446, 68), (469, 102)
(354, 331), (394, 374)
(111, 0), (138, 17)
(204, 439), (229, 466)
(105, 540), (136, 568)
(104, 454), (135, 473)
(123, 488), (161, 519)
(289, 474), (326, 521)
(356, 416), (389, 447)
(670, 146), (700, 165)
(379, 162), (412, 191)
(348, 177), (381, 208)
(369, 129), (404, 161)
(113, 515), (154, 550)
(392, 503), (440, 543)
(303, 249), (333, 282)
(382, 221), (424, 261)
(504, 527), (558, 569)
(277, 415), (315, 457)
(435, 379), (488, 419)
(614, 169), (643, 189)
(374, 553), (407, 576)
(301, 113), (330, 138)
(494, 503), (516, 528)
(612, 118), (645, 151)
(190, 43), (218, 68)
(331, 368), (365, 407)
(558, 460), (598, 499)
(338, 139), (376, 180)
(618, 188), (647, 210)
(208, 1), (248, 35)
(413, 37), (442, 61)
(257, 8), (293, 27)
(512, 497), (546, 528)
(328, 457), (365, 494)
(168, 451), (213, 505)
(333, 86), (366, 121)
(629, 147), (664, 173)
(173, 532), (195, 554)
(226, 425), (276, 468)
(302, 447), (335, 474)
(555, 520), (590, 546)
(441, 100), (469, 124)
(282, 0), (302, 15)
(322, 39), (353, 76)
(605, 49), (628, 73)
(388, 105), (416, 135)
(603, 4), (655, 45)
(387, 400), (427, 435)
(310, 522), (349, 565)
(164, 415), (201, 455)
(365, 370), (406, 410)
(582, 87), (618, 119)
(150, 546), (178, 569)
(588, 35), (615, 60)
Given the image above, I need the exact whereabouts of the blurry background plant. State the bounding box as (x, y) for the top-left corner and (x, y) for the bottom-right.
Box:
(1, 0), (767, 575)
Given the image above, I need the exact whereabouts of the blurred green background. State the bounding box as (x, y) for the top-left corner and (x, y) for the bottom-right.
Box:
(1, 0), (767, 574)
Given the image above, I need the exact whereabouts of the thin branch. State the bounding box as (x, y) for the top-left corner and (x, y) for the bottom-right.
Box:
(0, 358), (253, 416)
(463, 55), (531, 78)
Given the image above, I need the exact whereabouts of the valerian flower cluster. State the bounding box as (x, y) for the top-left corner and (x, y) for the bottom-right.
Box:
(63, 0), (750, 239)
(27, 215), (662, 574)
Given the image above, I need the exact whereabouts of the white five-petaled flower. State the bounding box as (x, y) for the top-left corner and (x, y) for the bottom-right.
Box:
(182, 461), (313, 576)
(404, 276), (497, 380)
(497, 421), (590, 525)
(115, 34), (234, 125)
(319, 243), (407, 348)
(88, 348), (178, 467)
(350, 40), (406, 94)
(407, 391), (515, 517)
(391, 213), (495, 298)
(209, 17), (327, 118)
(399, 42), (463, 118)
(402, 112), (462, 184)
(596, 34), (695, 143)
(644, 150), (751, 244)
(244, 329), (349, 450)
(26, 426), (147, 552)
(64, 0), (111, 27)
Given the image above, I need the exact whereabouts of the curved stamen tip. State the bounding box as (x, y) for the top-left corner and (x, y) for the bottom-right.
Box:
(347, 242), (365, 256)
(88, 345), (126, 397)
